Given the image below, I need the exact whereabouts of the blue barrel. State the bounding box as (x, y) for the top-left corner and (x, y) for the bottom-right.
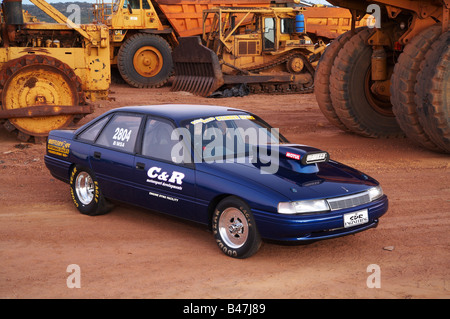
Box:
(295, 13), (305, 33)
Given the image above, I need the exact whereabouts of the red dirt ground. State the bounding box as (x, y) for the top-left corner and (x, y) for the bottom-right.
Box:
(0, 83), (448, 299)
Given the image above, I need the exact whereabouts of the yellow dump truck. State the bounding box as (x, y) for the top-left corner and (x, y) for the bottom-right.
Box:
(314, 0), (449, 153)
(0, 0), (110, 142)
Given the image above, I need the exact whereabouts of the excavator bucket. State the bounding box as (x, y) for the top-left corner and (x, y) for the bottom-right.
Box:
(171, 36), (224, 97)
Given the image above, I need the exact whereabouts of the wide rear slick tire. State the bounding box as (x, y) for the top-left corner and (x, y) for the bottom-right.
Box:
(118, 33), (172, 88)
(330, 28), (403, 138)
(212, 196), (261, 259)
(70, 166), (112, 216)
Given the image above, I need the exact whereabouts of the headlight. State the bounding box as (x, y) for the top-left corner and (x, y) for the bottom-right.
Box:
(278, 199), (330, 214)
(368, 186), (383, 201)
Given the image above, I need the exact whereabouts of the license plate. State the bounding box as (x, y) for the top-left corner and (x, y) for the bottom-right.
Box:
(343, 209), (369, 228)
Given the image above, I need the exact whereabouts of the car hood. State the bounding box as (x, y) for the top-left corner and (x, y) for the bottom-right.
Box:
(197, 144), (378, 201)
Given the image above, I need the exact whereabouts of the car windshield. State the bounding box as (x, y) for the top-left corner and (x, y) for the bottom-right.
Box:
(180, 114), (288, 162)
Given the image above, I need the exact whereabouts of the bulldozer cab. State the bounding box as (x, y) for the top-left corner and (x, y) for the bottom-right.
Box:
(202, 7), (310, 58)
(94, 0), (162, 30)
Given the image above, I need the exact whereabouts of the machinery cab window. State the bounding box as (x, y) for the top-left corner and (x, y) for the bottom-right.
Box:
(124, 0), (140, 9)
(263, 17), (275, 51)
(281, 18), (294, 34)
(142, 0), (151, 10)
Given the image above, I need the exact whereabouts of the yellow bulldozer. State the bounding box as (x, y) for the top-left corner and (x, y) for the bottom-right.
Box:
(0, 0), (110, 142)
(314, 0), (449, 153)
(171, 6), (327, 97)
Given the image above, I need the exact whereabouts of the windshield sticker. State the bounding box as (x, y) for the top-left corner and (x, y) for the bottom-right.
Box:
(47, 139), (70, 157)
(190, 114), (255, 125)
(286, 152), (301, 160)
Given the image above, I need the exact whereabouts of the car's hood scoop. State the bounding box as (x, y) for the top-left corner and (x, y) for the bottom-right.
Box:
(254, 144), (329, 174)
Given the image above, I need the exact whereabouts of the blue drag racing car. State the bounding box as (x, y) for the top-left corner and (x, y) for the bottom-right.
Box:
(44, 104), (388, 258)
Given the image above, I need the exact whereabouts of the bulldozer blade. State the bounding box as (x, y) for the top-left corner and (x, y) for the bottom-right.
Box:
(171, 36), (224, 97)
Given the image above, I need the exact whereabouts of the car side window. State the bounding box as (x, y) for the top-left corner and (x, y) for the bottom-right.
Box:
(141, 118), (177, 162)
(95, 114), (143, 153)
(77, 115), (110, 142)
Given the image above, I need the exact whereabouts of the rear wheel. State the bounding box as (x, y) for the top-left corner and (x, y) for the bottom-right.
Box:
(390, 25), (442, 151)
(212, 196), (261, 259)
(330, 28), (403, 138)
(117, 33), (173, 88)
(415, 31), (450, 153)
(70, 166), (112, 216)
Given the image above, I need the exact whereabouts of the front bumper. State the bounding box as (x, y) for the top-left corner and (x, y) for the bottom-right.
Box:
(253, 195), (388, 242)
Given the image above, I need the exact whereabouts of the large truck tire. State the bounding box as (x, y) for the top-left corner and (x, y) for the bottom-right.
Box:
(415, 31), (450, 153)
(118, 33), (173, 88)
(330, 28), (403, 138)
(390, 25), (442, 152)
(314, 28), (364, 132)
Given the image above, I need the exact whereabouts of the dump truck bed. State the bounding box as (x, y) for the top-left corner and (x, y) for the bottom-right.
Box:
(155, 0), (272, 37)
(302, 6), (368, 40)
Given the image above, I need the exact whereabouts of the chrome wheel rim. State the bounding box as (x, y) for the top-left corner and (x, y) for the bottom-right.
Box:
(218, 207), (248, 249)
(75, 172), (94, 205)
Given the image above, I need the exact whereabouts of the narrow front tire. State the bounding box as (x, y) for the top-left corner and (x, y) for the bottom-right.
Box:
(212, 197), (261, 259)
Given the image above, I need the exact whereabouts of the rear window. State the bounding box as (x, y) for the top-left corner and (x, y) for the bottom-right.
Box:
(95, 114), (143, 153)
(78, 116), (111, 142)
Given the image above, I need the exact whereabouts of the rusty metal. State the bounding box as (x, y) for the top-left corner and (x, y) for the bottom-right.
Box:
(371, 46), (387, 81)
(302, 7), (368, 40)
(171, 36), (224, 96)
(0, 54), (89, 139)
(327, 0), (448, 43)
(155, 0), (273, 37)
(0, 105), (93, 119)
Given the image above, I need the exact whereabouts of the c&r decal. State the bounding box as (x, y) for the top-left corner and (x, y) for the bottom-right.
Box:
(146, 166), (185, 191)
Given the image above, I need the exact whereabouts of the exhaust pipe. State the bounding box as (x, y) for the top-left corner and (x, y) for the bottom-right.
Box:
(3, 0), (24, 25)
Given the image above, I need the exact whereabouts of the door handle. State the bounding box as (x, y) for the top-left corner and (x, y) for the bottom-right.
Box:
(93, 151), (101, 159)
(136, 162), (145, 170)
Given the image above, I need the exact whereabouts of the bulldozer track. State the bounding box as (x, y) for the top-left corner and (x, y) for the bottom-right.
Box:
(241, 50), (315, 95)
(243, 50), (314, 74)
(247, 82), (314, 95)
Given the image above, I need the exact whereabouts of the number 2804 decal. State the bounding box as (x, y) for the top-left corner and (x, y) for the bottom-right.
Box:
(112, 127), (132, 147)
(113, 127), (132, 142)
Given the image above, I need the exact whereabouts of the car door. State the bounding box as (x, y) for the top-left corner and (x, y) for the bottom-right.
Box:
(133, 116), (199, 221)
(89, 112), (144, 204)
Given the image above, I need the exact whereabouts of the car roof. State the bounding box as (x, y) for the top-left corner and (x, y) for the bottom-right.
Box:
(108, 104), (250, 123)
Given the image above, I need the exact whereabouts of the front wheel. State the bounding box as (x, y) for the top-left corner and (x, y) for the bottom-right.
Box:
(69, 166), (111, 216)
(117, 34), (173, 88)
(212, 197), (261, 259)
